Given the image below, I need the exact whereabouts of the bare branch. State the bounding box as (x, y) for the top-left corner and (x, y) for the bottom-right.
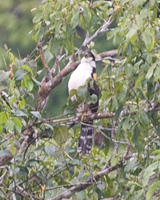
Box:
(111, 120), (118, 153)
(35, 14), (116, 112)
(99, 130), (129, 145)
(0, 90), (12, 109)
(38, 42), (50, 75)
(36, 59), (80, 111)
(101, 197), (120, 200)
(49, 48), (118, 92)
(51, 47), (63, 75)
(50, 60), (80, 90)
(43, 105), (160, 128)
(17, 123), (36, 155)
(76, 15), (114, 56)
(48, 146), (131, 200)
(13, 185), (43, 200)
(96, 49), (118, 61)
(0, 168), (9, 185)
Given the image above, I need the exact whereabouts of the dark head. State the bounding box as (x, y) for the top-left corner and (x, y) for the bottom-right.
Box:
(84, 51), (95, 61)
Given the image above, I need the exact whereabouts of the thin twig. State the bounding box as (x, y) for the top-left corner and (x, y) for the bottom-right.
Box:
(48, 145), (131, 200)
(51, 47), (63, 74)
(111, 120), (118, 153)
(42, 106), (160, 128)
(100, 130), (130, 145)
(38, 42), (50, 75)
(101, 155), (113, 171)
(13, 185), (43, 200)
(0, 168), (9, 185)
(36, 48), (117, 111)
(76, 15), (114, 56)
(64, 151), (73, 160)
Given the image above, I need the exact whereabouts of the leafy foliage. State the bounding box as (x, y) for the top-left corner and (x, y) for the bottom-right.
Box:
(0, 0), (160, 199)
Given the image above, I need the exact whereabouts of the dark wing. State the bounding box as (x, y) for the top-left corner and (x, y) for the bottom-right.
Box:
(88, 79), (100, 113)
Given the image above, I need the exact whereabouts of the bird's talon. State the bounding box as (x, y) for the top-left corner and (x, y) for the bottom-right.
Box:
(81, 112), (87, 121)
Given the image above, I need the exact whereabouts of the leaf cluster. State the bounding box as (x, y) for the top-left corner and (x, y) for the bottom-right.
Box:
(1, 0), (160, 199)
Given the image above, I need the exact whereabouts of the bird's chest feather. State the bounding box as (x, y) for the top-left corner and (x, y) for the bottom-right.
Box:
(68, 63), (93, 91)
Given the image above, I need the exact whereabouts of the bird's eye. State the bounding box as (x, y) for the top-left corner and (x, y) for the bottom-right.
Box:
(85, 53), (89, 58)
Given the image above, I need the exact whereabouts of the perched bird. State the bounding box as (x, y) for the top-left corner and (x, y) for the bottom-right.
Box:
(68, 51), (99, 155)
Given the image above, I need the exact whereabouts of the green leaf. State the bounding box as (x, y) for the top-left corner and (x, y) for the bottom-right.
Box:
(88, 94), (98, 104)
(15, 69), (27, 81)
(138, 109), (150, 126)
(143, 161), (159, 186)
(22, 65), (33, 76)
(122, 117), (131, 132)
(53, 126), (69, 147)
(132, 125), (140, 151)
(5, 120), (15, 132)
(71, 7), (79, 28)
(154, 66), (160, 82)
(13, 117), (22, 133)
(0, 70), (10, 90)
(30, 111), (42, 120)
(146, 63), (157, 80)
(111, 96), (118, 111)
(134, 74), (144, 89)
(150, 0), (155, 6)
(10, 140), (16, 155)
(97, 182), (106, 191)
(50, 39), (61, 56)
(9, 95), (16, 106)
(124, 157), (137, 172)
(0, 150), (12, 157)
(130, 190), (143, 200)
(26, 159), (40, 167)
(77, 85), (88, 99)
(146, 181), (160, 200)
(0, 112), (8, 124)
(32, 13), (42, 23)
(44, 146), (55, 157)
(22, 75), (34, 92)
(142, 26), (155, 51)
(114, 103), (124, 120)
(32, 77), (41, 86)
(16, 166), (29, 178)
(77, 190), (87, 200)
(44, 49), (53, 63)
(18, 97), (25, 109)
(152, 149), (160, 155)
(13, 110), (28, 117)
(126, 27), (137, 45)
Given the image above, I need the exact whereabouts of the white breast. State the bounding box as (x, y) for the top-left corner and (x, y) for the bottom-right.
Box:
(68, 61), (93, 92)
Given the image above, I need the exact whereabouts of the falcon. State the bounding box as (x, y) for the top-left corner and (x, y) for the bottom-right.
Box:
(68, 51), (99, 155)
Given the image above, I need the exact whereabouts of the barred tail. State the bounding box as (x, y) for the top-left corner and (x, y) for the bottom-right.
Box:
(77, 123), (93, 156)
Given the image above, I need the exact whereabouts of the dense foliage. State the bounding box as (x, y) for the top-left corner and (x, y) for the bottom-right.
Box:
(0, 0), (160, 199)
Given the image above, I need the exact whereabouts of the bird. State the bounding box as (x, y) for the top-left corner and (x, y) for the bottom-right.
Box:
(68, 51), (99, 155)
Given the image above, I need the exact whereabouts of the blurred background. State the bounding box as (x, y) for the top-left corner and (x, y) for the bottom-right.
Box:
(0, 0), (39, 66)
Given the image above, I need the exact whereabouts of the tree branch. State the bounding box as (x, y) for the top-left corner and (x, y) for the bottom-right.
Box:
(43, 105), (160, 130)
(38, 42), (50, 75)
(13, 185), (43, 200)
(51, 47), (63, 75)
(0, 167), (9, 185)
(48, 145), (131, 200)
(76, 15), (114, 56)
(35, 14), (116, 111)
(96, 49), (118, 61)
